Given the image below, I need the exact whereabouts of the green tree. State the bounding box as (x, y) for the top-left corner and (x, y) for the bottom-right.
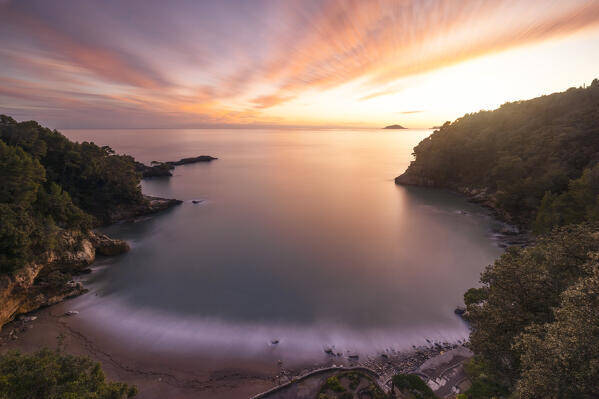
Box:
(0, 205), (35, 273)
(0, 115), (146, 272)
(399, 79), (599, 228)
(0, 140), (45, 206)
(465, 225), (599, 386)
(514, 257), (599, 399)
(0, 349), (137, 399)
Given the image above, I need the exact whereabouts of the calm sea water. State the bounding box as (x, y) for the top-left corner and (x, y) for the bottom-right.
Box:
(62, 128), (503, 358)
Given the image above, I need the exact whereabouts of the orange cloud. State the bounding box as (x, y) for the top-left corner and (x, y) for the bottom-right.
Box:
(1, 0), (598, 127)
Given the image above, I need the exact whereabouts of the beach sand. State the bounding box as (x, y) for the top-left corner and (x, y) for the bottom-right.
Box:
(0, 292), (469, 398)
(0, 300), (280, 399)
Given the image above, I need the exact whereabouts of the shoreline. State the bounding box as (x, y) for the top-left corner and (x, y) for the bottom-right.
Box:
(0, 194), (182, 329)
(0, 173), (483, 397)
(0, 186), (486, 398)
(0, 300), (277, 398)
(397, 179), (532, 248)
(0, 295), (469, 398)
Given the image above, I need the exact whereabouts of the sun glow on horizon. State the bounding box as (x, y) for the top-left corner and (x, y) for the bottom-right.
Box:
(262, 30), (599, 129)
(1, 0), (599, 129)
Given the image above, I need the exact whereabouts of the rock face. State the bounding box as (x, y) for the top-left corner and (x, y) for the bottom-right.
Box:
(0, 230), (129, 329)
(91, 233), (130, 256)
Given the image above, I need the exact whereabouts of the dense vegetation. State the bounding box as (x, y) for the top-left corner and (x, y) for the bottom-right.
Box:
(0, 115), (144, 273)
(462, 224), (599, 398)
(399, 79), (599, 230)
(398, 81), (599, 398)
(0, 349), (137, 398)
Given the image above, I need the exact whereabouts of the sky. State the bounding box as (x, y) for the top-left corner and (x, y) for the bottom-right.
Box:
(1, 0), (599, 129)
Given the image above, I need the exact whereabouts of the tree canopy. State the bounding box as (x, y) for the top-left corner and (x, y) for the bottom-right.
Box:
(400, 79), (599, 229)
(397, 81), (599, 398)
(0, 115), (144, 273)
(0, 349), (137, 399)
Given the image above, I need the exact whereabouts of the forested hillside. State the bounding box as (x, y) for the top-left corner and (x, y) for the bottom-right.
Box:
(463, 224), (599, 399)
(396, 79), (599, 231)
(395, 81), (599, 398)
(0, 115), (143, 273)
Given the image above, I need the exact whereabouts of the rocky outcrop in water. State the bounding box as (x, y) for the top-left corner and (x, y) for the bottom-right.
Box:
(166, 155), (217, 166)
(105, 195), (182, 223)
(136, 155), (217, 179)
(0, 230), (129, 329)
(91, 233), (130, 256)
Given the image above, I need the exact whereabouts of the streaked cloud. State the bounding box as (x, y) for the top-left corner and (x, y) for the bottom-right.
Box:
(0, 0), (598, 128)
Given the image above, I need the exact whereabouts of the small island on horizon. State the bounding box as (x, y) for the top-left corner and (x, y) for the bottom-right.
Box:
(383, 124), (407, 129)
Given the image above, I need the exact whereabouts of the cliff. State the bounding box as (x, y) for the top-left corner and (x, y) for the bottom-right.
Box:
(0, 230), (128, 329)
(0, 115), (186, 330)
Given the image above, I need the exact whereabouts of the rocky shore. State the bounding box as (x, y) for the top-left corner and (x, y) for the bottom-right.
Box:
(0, 230), (128, 329)
(0, 195), (182, 330)
(395, 171), (531, 247)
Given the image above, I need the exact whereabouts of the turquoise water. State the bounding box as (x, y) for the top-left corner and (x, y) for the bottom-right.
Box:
(62, 128), (502, 357)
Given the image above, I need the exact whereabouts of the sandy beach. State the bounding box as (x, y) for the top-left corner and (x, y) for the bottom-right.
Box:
(0, 299), (279, 399)
(0, 290), (468, 398)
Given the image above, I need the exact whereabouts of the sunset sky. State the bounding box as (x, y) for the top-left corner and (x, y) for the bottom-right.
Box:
(1, 0), (599, 129)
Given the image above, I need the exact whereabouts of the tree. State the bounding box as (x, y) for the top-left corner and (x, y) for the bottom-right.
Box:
(0, 205), (35, 273)
(0, 115), (145, 273)
(399, 81), (599, 228)
(0, 349), (137, 399)
(465, 225), (599, 387)
(0, 140), (45, 206)
(514, 257), (599, 399)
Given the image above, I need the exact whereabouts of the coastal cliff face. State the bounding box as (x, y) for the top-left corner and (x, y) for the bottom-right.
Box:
(0, 116), (187, 330)
(0, 231), (129, 329)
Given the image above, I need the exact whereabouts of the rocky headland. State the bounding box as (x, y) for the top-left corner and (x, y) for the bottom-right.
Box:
(0, 194), (182, 330)
(135, 155), (218, 178)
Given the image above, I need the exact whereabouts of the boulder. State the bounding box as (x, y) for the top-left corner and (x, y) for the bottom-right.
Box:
(92, 233), (130, 256)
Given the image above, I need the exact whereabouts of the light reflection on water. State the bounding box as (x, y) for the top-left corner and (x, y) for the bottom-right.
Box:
(63, 128), (503, 357)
